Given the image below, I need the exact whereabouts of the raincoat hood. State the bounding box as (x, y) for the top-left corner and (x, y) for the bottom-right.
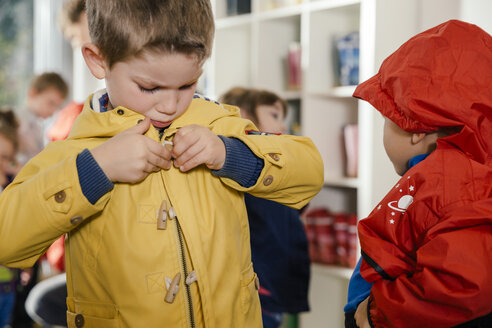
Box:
(354, 20), (492, 163)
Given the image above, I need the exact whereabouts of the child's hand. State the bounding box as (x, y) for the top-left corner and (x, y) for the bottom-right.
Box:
(90, 118), (172, 183)
(355, 297), (371, 328)
(171, 124), (225, 172)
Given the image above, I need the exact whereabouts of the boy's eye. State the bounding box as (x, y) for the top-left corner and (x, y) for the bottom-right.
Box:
(139, 85), (159, 94)
(179, 82), (196, 90)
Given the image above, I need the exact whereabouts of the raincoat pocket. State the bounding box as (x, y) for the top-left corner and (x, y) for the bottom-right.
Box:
(240, 262), (259, 315)
(66, 298), (119, 328)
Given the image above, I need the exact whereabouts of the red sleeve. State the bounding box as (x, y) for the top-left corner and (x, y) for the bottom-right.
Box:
(45, 235), (65, 272)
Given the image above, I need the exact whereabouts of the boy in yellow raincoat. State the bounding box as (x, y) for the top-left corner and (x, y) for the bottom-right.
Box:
(0, 1), (323, 327)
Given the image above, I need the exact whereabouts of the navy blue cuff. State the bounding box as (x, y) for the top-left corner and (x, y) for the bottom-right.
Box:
(212, 136), (264, 188)
(76, 149), (114, 205)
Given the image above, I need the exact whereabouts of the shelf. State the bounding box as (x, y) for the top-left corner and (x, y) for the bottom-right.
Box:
(324, 175), (359, 188)
(257, 3), (303, 21)
(308, 85), (357, 98)
(281, 89), (302, 100)
(215, 13), (253, 29)
(308, 0), (361, 12)
(311, 263), (353, 280)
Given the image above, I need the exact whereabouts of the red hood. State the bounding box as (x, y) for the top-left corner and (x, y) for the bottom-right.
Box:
(354, 20), (492, 163)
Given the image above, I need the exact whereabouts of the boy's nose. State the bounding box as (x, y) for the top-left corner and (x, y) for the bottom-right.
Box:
(157, 90), (179, 114)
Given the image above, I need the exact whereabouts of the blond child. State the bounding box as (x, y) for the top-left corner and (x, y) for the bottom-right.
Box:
(17, 72), (68, 164)
(0, 1), (324, 327)
(58, 0), (90, 49)
(346, 20), (492, 328)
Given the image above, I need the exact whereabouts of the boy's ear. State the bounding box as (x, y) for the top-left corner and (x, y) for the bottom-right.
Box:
(81, 43), (107, 80)
(411, 132), (427, 145)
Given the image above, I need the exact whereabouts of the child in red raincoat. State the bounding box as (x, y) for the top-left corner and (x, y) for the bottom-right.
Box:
(348, 20), (492, 328)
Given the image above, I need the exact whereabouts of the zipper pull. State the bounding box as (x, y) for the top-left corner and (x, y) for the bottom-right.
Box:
(157, 200), (168, 230)
(186, 271), (197, 285)
(165, 272), (181, 303)
(162, 140), (173, 152)
(168, 206), (177, 220)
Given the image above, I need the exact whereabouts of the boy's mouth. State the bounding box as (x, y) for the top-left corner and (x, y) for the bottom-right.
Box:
(151, 119), (171, 128)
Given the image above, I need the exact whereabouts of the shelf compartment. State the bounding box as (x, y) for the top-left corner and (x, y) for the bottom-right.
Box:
(213, 25), (252, 97)
(256, 15), (301, 93)
(305, 3), (360, 92)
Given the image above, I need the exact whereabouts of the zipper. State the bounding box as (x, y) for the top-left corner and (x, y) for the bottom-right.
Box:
(175, 219), (195, 328)
(156, 130), (195, 328)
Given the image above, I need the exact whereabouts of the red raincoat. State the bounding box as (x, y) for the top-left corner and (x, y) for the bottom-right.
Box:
(354, 20), (492, 327)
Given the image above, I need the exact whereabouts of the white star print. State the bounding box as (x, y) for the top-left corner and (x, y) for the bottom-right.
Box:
(409, 186), (414, 191)
(399, 189), (403, 192)
(389, 219), (395, 224)
(391, 212), (395, 216)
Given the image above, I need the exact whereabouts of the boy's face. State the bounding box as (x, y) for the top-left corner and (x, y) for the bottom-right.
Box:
(256, 101), (287, 134)
(383, 118), (424, 176)
(28, 87), (66, 119)
(102, 51), (202, 129)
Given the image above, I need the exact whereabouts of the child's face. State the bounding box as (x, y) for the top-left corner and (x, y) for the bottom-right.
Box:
(383, 118), (421, 176)
(64, 12), (91, 49)
(256, 101), (286, 134)
(28, 88), (66, 119)
(102, 51), (202, 129)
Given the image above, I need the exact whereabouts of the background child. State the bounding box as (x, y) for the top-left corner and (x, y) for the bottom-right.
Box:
(17, 72), (68, 164)
(57, 0), (90, 49)
(220, 87), (310, 328)
(0, 1), (324, 327)
(0, 107), (21, 327)
(346, 20), (492, 328)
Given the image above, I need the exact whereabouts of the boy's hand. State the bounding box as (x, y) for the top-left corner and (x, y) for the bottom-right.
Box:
(171, 124), (225, 172)
(90, 118), (172, 183)
(355, 297), (371, 328)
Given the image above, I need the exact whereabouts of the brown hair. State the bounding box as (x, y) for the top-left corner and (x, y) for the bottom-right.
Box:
(30, 72), (69, 99)
(0, 107), (19, 152)
(86, 0), (215, 67)
(58, 0), (86, 32)
(219, 87), (287, 125)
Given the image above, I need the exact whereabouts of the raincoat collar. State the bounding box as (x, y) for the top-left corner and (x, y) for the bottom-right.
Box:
(69, 91), (238, 141)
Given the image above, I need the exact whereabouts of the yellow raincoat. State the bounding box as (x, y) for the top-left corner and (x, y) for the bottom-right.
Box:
(0, 95), (323, 327)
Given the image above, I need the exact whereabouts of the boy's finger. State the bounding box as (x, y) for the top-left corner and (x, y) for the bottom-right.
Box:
(176, 152), (205, 172)
(173, 142), (205, 169)
(147, 152), (172, 170)
(146, 139), (173, 161)
(172, 136), (198, 159)
(123, 117), (151, 135)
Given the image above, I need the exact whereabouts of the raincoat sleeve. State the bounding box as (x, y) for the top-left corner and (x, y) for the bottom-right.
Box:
(361, 200), (492, 328)
(0, 141), (112, 269)
(211, 110), (324, 210)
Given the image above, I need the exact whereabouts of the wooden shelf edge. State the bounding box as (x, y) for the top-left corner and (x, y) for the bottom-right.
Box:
(312, 263), (354, 280)
(307, 85), (357, 99)
(324, 175), (359, 188)
(308, 0), (361, 12)
(215, 13), (253, 29)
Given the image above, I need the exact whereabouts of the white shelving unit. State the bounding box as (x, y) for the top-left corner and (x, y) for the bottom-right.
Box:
(204, 0), (479, 326)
